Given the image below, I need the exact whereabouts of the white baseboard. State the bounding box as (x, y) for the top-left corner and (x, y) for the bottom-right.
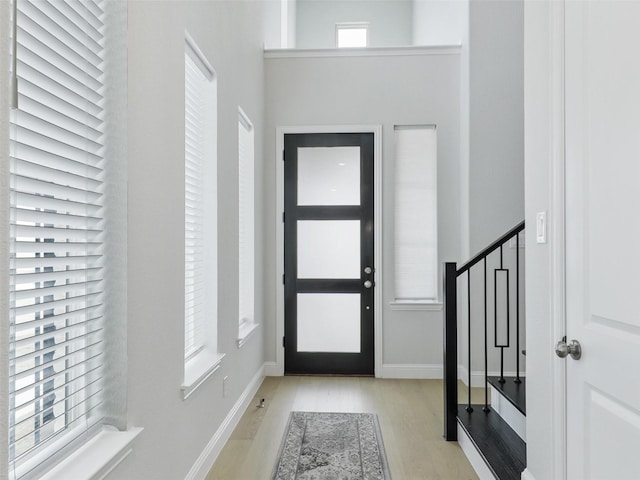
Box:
(263, 361), (281, 377)
(185, 365), (265, 480)
(457, 423), (496, 480)
(458, 365), (526, 388)
(521, 468), (537, 480)
(381, 363), (443, 379)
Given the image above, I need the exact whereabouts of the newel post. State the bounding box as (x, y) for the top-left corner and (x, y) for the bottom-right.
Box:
(443, 262), (458, 441)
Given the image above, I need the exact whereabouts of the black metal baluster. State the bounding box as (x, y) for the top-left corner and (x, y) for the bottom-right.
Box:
(498, 245), (506, 384)
(443, 222), (525, 441)
(515, 233), (522, 384)
(483, 257), (489, 412)
(467, 272), (473, 412)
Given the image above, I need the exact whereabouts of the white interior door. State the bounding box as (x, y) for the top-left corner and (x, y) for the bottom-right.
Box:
(565, 2), (640, 479)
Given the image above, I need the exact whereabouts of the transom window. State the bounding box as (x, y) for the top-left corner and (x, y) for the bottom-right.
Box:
(336, 23), (369, 48)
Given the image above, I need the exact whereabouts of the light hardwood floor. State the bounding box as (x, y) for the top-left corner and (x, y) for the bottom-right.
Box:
(206, 376), (480, 480)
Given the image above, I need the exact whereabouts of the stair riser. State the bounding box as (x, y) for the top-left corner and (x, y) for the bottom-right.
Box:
(491, 384), (526, 441)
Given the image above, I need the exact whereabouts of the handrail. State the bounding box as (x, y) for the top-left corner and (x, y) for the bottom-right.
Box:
(456, 221), (525, 276)
(443, 219), (526, 441)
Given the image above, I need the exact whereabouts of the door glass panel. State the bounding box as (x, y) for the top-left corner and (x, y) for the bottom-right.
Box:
(297, 146), (360, 206)
(297, 220), (360, 279)
(297, 293), (361, 353)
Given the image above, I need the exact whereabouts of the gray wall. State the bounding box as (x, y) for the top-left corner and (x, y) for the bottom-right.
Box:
(413, 0), (466, 45)
(264, 49), (461, 370)
(455, 0), (525, 387)
(524, 1), (561, 478)
(468, 0), (524, 253)
(115, 1), (276, 478)
(296, 0), (413, 48)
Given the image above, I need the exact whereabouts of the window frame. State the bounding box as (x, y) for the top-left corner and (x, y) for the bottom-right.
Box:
(335, 22), (369, 48)
(182, 33), (224, 399)
(237, 107), (259, 348)
(5, 0), (135, 477)
(392, 124), (440, 308)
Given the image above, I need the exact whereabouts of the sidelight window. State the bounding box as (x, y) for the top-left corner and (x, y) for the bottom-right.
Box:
(393, 125), (438, 302)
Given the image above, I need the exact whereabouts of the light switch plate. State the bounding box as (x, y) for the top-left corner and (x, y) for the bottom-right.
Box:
(536, 212), (547, 243)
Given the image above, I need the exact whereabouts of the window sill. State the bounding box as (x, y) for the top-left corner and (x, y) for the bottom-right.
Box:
(237, 322), (259, 349)
(182, 349), (225, 400)
(39, 426), (143, 480)
(389, 300), (443, 311)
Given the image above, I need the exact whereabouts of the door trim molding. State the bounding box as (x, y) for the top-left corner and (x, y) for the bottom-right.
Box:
(549, 1), (567, 478)
(274, 125), (383, 377)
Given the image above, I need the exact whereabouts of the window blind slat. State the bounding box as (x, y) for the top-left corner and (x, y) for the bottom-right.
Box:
(12, 175), (102, 205)
(12, 354), (103, 399)
(13, 209), (102, 230)
(12, 308), (102, 336)
(18, 91), (103, 142)
(12, 255), (102, 273)
(57, 0), (104, 38)
(13, 280), (101, 313)
(77, 0), (105, 28)
(17, 21), (103, 79)
(13, 191), (102, 217)
(12, 379), (102, 433)
(13, 299), (103, 324)
(12, 277), (102, 302)
(25, 0), (104, 52)
(13, 336), (103, 382)
(12, 158), (102, 192)
(60, 0), (105, 41)
(13, 267), (102, 286)
(15, 109), (103, 154)
(12, 241), (101, 257)
(17, 45), (102, 105)
(13, 336), (103, 381)
(18, 76), (103, 129)
(12, 125), (104, 165)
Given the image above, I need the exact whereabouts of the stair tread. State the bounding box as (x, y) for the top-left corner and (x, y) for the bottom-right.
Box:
(458, 404), (526, 480)
(487, 376), (526, 415)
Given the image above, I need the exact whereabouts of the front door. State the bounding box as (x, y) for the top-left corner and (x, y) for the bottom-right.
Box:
(565, 2), (640, 478)
(284, 133), (374, 375)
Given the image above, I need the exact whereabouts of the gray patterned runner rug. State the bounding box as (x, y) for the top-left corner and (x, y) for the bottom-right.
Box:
(271, 411), (391, 480)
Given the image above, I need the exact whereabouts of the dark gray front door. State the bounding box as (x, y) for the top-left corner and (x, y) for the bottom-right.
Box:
(284, 132), (375, 375)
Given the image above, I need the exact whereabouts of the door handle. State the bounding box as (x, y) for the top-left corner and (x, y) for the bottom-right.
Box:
(364, 280), (373, 289)
(555, 338), (582, 360)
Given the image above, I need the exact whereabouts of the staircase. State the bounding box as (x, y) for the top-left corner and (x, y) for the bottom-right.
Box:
(443, 222), (526, 480)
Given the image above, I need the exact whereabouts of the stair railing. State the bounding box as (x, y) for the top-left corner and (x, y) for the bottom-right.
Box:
(443, 221), (525, 441)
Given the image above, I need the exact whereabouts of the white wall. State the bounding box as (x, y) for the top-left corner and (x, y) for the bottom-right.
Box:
(114, 2), (275, 478)
(285, 0), (297, 48)
(296, 0), (413, 48)
(263, 48), (461, 371)
(523, 1), (564, 478)
(264, 0), (297, 49)
(413, 0), (466, 45)
(468, 0), (524, 253)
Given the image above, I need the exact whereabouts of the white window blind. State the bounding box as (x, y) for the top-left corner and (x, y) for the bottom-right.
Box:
(184, 37), (216, 362)
(394, 125), (438, 301)
(238, 108), (254, 332)
(9, 0), (106, 477)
